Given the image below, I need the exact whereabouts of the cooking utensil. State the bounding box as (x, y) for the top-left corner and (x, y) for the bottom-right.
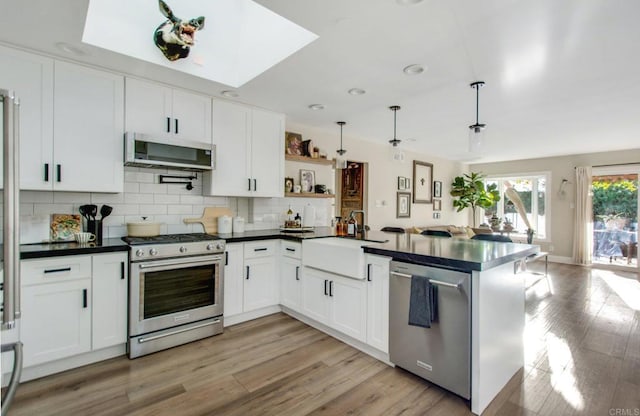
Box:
(87, 204), (98, 221)
(183, 207), (233, 234)
(127, 218), (161, 237)
(100, 205), (113, 220)
(79, 205), (91, 221)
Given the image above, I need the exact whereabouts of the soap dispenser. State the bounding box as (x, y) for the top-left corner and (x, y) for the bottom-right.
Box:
(347, 213), (357, 237)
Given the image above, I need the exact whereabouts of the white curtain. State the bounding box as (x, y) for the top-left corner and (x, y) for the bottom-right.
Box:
(572, 166), (593, 265)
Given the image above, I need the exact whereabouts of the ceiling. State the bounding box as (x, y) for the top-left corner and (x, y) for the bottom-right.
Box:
(2, 0), (639, 164)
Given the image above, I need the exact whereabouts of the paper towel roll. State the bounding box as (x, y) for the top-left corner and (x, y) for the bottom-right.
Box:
(303, 204), (315, 228)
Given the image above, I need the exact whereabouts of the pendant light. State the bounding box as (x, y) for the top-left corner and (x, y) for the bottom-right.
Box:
(469, 81), (486, 153)
(389, 105), (405, 162)
(335, 121), (347, 169)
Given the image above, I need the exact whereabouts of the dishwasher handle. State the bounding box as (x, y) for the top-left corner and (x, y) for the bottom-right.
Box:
(390, 271), (462, 290)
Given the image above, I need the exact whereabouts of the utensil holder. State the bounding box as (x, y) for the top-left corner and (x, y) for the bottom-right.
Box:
(87, 219), (103, 245)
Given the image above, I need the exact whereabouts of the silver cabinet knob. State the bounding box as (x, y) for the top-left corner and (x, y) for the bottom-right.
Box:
(136, 249), (144, 257)
(179, 246), (187, 253)
(149, 248), (158, 256)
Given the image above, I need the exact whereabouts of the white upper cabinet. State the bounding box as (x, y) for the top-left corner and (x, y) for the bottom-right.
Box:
(125, 77), (212, 144)
(205, 99), (284, 197)
(0, 46), (54, 190)
(53, 61), (124, 193)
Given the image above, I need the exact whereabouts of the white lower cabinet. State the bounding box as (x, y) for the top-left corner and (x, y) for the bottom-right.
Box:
(280, 242), (302, 313)
(301, 267), (367, 343)
(223, 241), (278, 319)
(92, 253), (128, 350)
(20, 252), (128, 368)
(365, 254), (391, 353)
(22, 278), (92, 367)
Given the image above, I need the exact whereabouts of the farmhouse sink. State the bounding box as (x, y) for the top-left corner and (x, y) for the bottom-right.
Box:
(302, 237), (371, 279)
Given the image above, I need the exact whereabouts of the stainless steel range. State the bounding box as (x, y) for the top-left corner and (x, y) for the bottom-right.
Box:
(123, 233), (225, 358)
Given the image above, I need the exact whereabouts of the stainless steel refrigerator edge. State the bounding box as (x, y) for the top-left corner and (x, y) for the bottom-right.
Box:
(1, 89), (24, 415)
(389, 261), (471, 399)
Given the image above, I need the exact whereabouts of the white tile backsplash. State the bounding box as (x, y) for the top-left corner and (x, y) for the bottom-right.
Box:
(19, 167), (333, 243)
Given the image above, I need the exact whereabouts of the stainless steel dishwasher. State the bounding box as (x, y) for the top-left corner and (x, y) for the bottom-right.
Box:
(389, 261), (471, 399)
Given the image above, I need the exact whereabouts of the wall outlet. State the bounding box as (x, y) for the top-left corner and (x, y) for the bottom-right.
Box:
(433, 212), (441, 219)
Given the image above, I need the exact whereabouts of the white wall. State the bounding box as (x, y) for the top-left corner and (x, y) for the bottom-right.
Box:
(286, 122), (468, 231)
(471, 148), (640, 259)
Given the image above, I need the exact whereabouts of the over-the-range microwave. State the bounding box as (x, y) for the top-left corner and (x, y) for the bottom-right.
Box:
(124, 132), (215, 171)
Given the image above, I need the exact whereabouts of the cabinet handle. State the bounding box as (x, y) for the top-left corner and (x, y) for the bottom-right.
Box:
(329, 281), (334, 297)
(367, 264), (372, 282)
(254, 248), (268, 252)
(253, 179), (257, 191)
(246, 266), (250, 280)
(44, 267), (71, 274)
(248, 178), (251, 191)
(120, 262), (125, 280)
(56, 164), (61, 182)
(225, 251), (228, 266)
(295, 266), (300, 281)
(166, 117), (171, 133)
(82, 289), (88, 308)
(174, 118), (179, 134)
(286, 248), (295, 252)
(44, 163), (49, 182)
(324, 279), (328, 296)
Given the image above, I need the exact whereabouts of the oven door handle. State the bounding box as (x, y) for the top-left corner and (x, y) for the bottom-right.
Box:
(137, 256), (223, 271)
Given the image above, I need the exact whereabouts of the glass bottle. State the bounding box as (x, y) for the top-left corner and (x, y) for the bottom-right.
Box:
(347, 213), (357, 237)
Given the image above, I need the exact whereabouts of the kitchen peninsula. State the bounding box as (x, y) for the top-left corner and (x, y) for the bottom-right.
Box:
(363, 234), (538, 415)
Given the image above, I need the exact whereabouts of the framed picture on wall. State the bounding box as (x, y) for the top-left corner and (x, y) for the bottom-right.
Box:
(284, 177), (294, 193)
(404, 177), (411, 190)
(398, 176), (406, 190)
(285, 132), (303, 155)
(433, 181), (442, 198)
(433, 199), (442, 211)
(397, 192), (411, 218)
(413, 160), (433, 203)
(299, 169), (316, 193)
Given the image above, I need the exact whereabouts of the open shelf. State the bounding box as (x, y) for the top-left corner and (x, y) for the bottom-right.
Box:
(285, 192), (335, 199)
(285, 154), (334, 166)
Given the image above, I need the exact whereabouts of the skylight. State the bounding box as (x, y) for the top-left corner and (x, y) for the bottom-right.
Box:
(82, 0), (318, 87)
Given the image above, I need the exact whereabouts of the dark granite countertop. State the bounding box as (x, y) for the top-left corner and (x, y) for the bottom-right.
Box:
(20, 238), (130, 260)
(363, 234), (539, 272)
(218, 227), (390, 244)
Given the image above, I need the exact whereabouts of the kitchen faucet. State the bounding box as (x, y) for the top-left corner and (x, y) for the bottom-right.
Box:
(349, 210), (367, 233)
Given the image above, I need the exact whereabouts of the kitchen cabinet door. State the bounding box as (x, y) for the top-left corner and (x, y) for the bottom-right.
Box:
(0, 45), (54, 190)
(205, 99), (251, 196)
(124, 77), (172, 140)
(365, 254), (390, 353)
(300, 267), (330, 324)
(243, 255), (278, 312)
(223, 243), (244, 318)
(250, 108), (284, 197)
(92, 253), (128, 350)
(171, 88), (212, 143)
(329, 275), (367, 343)
(53, 61), (124, 192)
(280, 256), (302, 312)
(21, 279), (91, 367)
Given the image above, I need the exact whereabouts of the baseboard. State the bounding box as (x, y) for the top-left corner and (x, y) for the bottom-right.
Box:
(281, 307), (392, 366)
(223, 305), (282, 327)
(3, 344), (125, 386)
(547, 255), (574, 264)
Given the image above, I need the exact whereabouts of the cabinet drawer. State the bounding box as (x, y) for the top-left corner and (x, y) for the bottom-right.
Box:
(244, 241), (277, 259)
(22, 255), (92, 286)
(281, 241), (302, 259)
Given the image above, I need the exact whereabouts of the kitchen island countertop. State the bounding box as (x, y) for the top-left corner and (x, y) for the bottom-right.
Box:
(20, 238), (130, 259)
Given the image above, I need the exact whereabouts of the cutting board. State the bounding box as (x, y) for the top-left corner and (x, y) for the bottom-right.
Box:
(183, 207), (233, 234)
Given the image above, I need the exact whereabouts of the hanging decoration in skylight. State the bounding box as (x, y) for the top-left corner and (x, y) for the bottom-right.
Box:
(154, 0), (205, 62)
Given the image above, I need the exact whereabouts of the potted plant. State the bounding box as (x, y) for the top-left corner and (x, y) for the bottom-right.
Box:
(450, 172), (500, 227)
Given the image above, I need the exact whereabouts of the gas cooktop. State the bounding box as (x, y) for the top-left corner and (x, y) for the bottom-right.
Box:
(122, 233), (222, 245)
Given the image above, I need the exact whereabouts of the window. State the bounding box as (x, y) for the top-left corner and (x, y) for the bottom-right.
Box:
(484, 173), (549, 240)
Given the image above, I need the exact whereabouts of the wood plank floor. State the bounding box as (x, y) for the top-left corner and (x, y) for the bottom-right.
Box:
(6, 263), (640, 415)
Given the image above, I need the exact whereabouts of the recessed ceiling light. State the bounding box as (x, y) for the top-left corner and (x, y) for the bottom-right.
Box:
(348, 88), (366, 96)
(395, 0), (424, 5)
(221, 90), (239, 98)
(403, 64), (426, 75)
(308, 104), (326, 110)
(55, 42), (87, 56)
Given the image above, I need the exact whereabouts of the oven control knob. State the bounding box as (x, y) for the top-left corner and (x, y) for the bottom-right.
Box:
(149, 248), (158, 256)
(179, 246), (187, 253)
(216, 243), (224, 250)
(136, 249), (144, 257)
(206, 244), (215, 251)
